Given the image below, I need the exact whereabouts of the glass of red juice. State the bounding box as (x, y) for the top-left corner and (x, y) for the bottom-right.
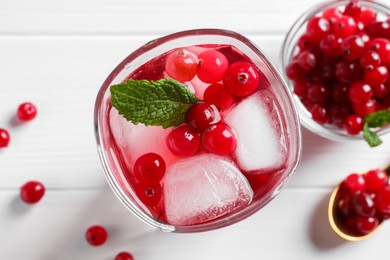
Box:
(94, 29), (302, 232)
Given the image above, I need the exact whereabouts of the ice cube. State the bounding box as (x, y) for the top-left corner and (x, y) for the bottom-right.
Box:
(224, 92), (287, 172)
(109, 108), (179, 169)
(163, 154), (253, 226)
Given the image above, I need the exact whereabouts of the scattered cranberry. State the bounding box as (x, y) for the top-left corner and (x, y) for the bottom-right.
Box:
(186, 102), (221, 133)
(0, 128), (10, 148)
(135, 182), (162, 207)
(203, 83), (234, 111)
(17, 102), (37, 121)
(20, 181), (45, 204)
(115, 252), (134, 260)
(133, 153), (165, 184)
(224, 62), (260, 97)
(197, 50), (228, 84)
(165, 48), (197, 82)
(85, 225), (108, 246)
(166, 125), (200, 157)
(202, 123), (236, 156)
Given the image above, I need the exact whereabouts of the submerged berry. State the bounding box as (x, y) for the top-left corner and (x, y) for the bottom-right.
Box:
(203, 83), (234, 111)
(197, 50), (228, 83)
(202, 123), (236, 156)
(166, 125), (200, 157)
(135, 182), (162, 207)
(165, 49), (197, 82)
(224, 62), (260, 97)
(186, 102), (221, 133)
(133, 153), (166, 184)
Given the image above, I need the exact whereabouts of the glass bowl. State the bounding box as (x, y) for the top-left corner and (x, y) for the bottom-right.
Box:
(281, 0), (390, 142)
(94, 29), (302, 233)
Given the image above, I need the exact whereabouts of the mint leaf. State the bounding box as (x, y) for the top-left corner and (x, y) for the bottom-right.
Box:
(364, 109), (390, 128)
(362, 123), (383, 148)
(110, 79), (199, 128)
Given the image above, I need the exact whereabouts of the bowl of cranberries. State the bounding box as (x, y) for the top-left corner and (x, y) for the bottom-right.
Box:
(281, 0), (390, 145)
(329, 165), (390, 241)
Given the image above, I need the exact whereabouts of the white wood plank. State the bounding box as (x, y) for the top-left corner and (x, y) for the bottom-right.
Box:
(0, 0), (322, 35)
(1, 188), (389, 260)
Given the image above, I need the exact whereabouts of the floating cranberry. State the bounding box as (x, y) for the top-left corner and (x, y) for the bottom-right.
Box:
(20, 181), (45, 204)
(203, 83), (234, 111)
(343, 114), (363, 135)
(135, 182), (162, 207)
(197, 50), (228, 83)
(0, 128), (10, 148)
(165, 49), (197, 82)
(186, 102), (221, 133)
(133, 153), (165, 184)
(85, 225), (108, 246)
(224, 61), (260, 97)
(17, 102), (37, 121)
(364, 169), (388, 193)
(166, 125), (200, 157)
(115, 252), (134, 260)
(202, 123), (236, 156)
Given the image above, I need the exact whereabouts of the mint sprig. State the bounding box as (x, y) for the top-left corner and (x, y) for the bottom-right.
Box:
(110, 79), (199, 128)
(362, 109), (390, 147)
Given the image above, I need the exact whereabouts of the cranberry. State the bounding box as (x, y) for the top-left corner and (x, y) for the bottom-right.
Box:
(20, 181), (45, 204)
(115, 252), (134, 260)
(297, 50), (317, 70)
(364, 169), (388, 193)
(343, 1), (362, 17)
(298, 33), (315, 50)
(320, 34), (343, 58)
(0, 128), (10, 148)
(338, 194), (354, 217)
(186, 102), (221, 133)
(366, 21), (390, 39)
(372, 83), (388, 99)
(166, 125), (200, 157)
(310, 104), (329, 124)
(343, 114), (364, 135)
(197, 50), (228, 84)
(307, 83), (329, 103)
(85, 225), (108, 246)
(356, 7), (377, 27)
(348, 81), (373, 104)
(364, 66), (389, 87)
(203, 83), (234, 111)
(342, 173), (366, 195)
(286, 61), (306, 81)
(133, 153), (165, 184)
(354, 215), (379, 235)
(165, 48), (197, 82)
(293, 79), (309, 99)
(224, 61), (260, 97)
(322, 7), (343, 21)
(374, 185), (390, 219)
(331, 15), (357, 38)
(341, 35), (365, 60)
(17, 102), (37, 121)
(331, 82), (349, 102)
(306, 16), (331, 42)
(352, 99), (377, 117)
(367, 38), (390, 64)
(329, 102), (351, 127)
(202, 123), (236, 156)
(359, 51), (381, 70)
(335, 60), (362, 83)
(135, 182), (162, 207)
(353, 192), (376, 217)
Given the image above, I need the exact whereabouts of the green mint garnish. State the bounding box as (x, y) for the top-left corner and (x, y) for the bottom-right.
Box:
(110, 78), (199, 128)
(362, 109), (390, 147)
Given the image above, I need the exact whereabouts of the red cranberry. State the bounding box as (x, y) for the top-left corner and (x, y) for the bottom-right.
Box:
(307, 83), (329, 103)
(135, 182), (162, 207)
(366, 21), (390, 39)
(0, 128), (10, 148)
(355, 215), (379, 235)
(331, 15), (357, 38)
(322, 7), (343, 21)
(343, 1), (362, 17)
(197, 50), (228, 83)
(338, 194), (354, 217)
(202, 123), (236, 156)
(298, 33), (315, 50)
(165, 49), (197, 82)
(353, 192), (376, 217)
(286, 61), (306, 81)
(329, 102), (351, 127)
(335, 60), (362, 83)
(17, 102), (37, 121)
(364, 169), (388, 193)
(306, 16), (331, 42)
(297, 50), (318, 70)
(115, 252), (134, 260)
(348, 81), (373, 104)
(372, 83), (388, 99)
(310, 104), (329, 124)
(166, 125), (200, 157)
(133, 153), (165, 184)
(331, 82), (349, 102)
(293, 79), (309, 99)
(352, 99), (377, 117)
(341, 35), (365, 60)
(20, 181), (45, 204)
(359, 51), (381, 69)
(320, 34), (343, 58)
(186, 102), (221, 133)
(224, 61), (260, 97)
(343, 114), (364, 135)
(367, 38), (390, 64)
(356, 7), (377, 27)
(343, 173), (366, 195)
(203, 83), (234, 111)
(85, 225), (108, 246)
(364, 66), (389, 87)
(374, 185), (390, 219)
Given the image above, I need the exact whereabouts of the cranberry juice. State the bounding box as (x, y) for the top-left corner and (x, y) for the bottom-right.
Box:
(107, 44), (291, 226)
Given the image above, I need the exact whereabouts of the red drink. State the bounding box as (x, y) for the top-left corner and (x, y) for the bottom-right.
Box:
(95, 29), (301, 232)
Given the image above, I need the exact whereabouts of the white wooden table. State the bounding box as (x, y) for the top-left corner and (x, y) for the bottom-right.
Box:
(1, 0), (390, 259)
